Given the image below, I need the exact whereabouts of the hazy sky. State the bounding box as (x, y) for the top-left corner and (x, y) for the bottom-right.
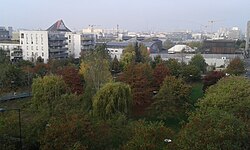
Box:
(1, 0), (250, 32)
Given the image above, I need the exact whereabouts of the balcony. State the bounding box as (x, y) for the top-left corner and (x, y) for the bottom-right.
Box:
(49, 52), (68, 59)
(49, 47), (68, 53)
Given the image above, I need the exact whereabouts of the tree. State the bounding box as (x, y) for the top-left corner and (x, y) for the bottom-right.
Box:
(0, 64), (26, 92)
(32, 63), (50, 77)
(149, 76), (192, 120)
(122, 120), (174, 150)
(189, 54), (207, 73)
(0, 49), (10, 64)
(57, 66), (84, 95)
(93, 82), (132, 119)
(41, 114), (91, 150)
(202, 71), (225, 91)
(197, 76), (250, 125)
(111, 55), (121, 74)
(32, 75), (67, 116)
(226, 57), (245, 75)
(80, 49), (112, 92)
(152, 63), (170, 90)
(165, 58), (182, 77)
(181, 64), (201, 82)
(176, 108), (250, 150)
(150, 55), (163, 69)
(119, 63), (153, 116)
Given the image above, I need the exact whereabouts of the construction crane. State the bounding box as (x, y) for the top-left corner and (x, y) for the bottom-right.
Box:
(208, 20), (223, 33)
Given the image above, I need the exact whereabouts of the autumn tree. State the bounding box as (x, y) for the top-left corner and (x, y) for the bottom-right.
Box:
(149, 76), (192, 120)
(202, 71), (225, 91)
(41, 114), (92, 150)
(119, 63), (153, 115)
(93, 82), (132, 119)
(32, 75), (67, 116)
(57, 66), (83, 95)
(152, 63), (170, 90)
(32, 63), (50, 77)
(122, 120), (174, 150)
(176, 108), (250, 150)
(226, 57), (245, 75)
(189, 54), (207, 73)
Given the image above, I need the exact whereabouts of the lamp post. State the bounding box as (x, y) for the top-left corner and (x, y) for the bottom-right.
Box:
(0, 108), (22, 150)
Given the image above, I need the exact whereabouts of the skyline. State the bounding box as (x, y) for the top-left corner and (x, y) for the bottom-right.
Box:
(1, 0), (250, 32)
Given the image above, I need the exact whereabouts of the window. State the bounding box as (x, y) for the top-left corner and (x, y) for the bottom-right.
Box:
(21, 33), (24, 38)
(31, 46), (33, 50)
(27, 52), (29, 56)
(32, 52), (34, 56)
(36, 46), (38, 50)
(42, 52), (44, 56)
(26, 46), (28, 50)
(41, 47), (43, 51)
(69, 40), (71, 43)
(21, 41), (23, 44)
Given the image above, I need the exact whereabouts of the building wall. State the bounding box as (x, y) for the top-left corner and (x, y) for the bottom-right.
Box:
(0, 42), (22, 61)
(20, 31), (49, 63)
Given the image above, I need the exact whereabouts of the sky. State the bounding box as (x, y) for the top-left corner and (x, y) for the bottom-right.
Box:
(1, 0), (250, 32)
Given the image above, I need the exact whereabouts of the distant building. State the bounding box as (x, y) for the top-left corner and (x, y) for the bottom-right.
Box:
(20, 20), (71, 63)
(20, 30), (49, 63)
(246, 21), (250, 56)
(168, 45), (195, 54)
(228, 27), (241, 40)
(106, 38), (163, 59)
(203, 40), (237, 54)
(0, 41), (22, 62)
(0, 27), (12, 41)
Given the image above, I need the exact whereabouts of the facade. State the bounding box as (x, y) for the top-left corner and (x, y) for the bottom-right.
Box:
(19, 20), (71, 63)
(0, 41), (22, 62)
(228, 27), (241, 40)
(203, 40), (237, 54)
(20, 30), (49, 63)
(0, 27), (11, 41)
(151, 53), (243, 68)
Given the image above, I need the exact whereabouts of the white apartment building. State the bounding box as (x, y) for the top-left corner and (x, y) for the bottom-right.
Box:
(66, 32), (81, 58)
(0, 42), (22, 61)
(20, 31), (49, 63)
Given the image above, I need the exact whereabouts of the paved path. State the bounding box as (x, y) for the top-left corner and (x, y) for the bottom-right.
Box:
(0, 92), (31, 102)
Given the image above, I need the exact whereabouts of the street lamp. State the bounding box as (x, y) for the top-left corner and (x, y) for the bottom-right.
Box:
(0, 108), (22, 150)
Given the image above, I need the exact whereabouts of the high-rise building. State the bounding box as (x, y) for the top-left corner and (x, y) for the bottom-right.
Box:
(20, 20), (71, 63)
(245, 21), (250, 56)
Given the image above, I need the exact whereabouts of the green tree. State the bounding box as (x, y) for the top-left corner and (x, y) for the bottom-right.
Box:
(181, 64), (201, 82)
(189, 54), (207, 73)
(93, 82), (132, 119)
(0, 49), (10, 64)
(32, 75), (67, 116)
(151, 55), (163, 69)
(80, 49), (112, 92)
(226, 57), (245, 75)
(122, 120), (174, 150)
(197, 76), (250, 125)
(165, 58), (182, 77)
(111, 55), (121, 74)
(176, 108), (250, 150)
(149, 76), (192, 120)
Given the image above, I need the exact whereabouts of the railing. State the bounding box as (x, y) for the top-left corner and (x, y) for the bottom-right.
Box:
(0, 92), (32, 102)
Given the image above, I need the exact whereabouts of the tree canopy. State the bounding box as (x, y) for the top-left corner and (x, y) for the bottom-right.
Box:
(93, 82), (132, 119)
(189, 54), (207, 73)
(226, 57), (245, 75)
